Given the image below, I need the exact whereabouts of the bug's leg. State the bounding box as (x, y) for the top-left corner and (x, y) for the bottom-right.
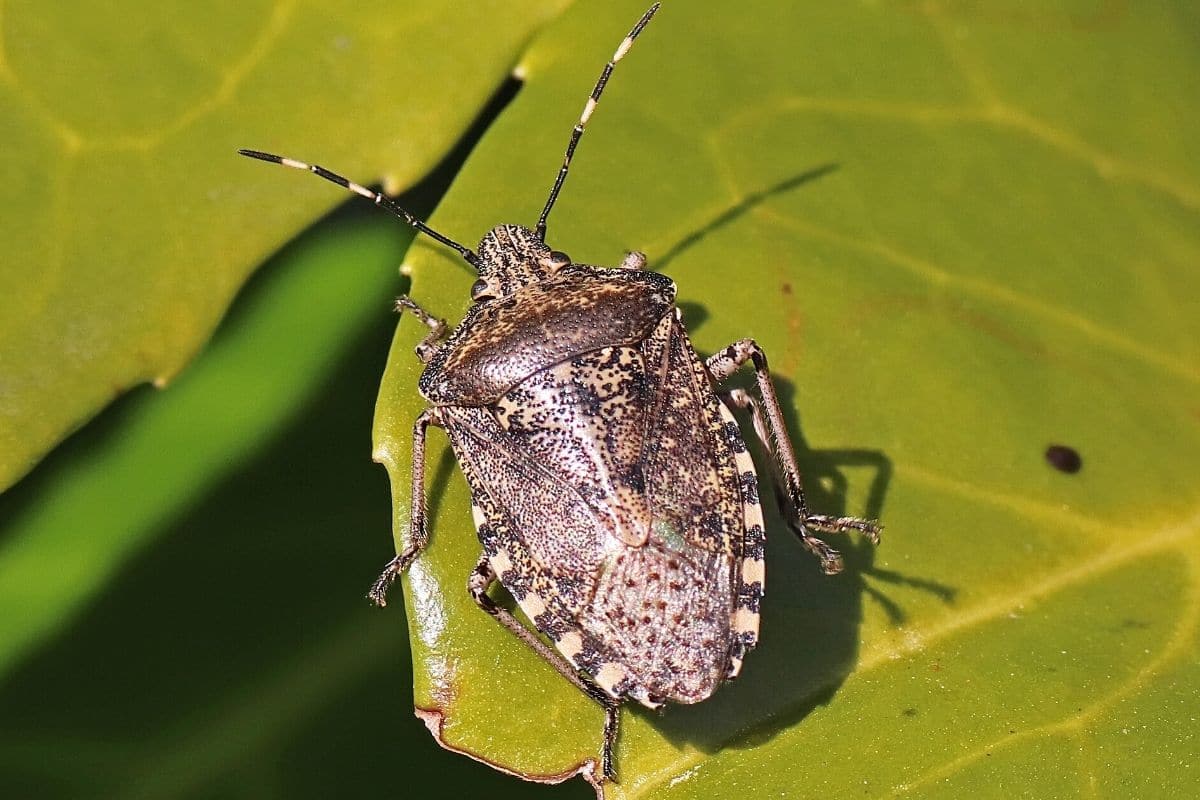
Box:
(368, 408), (441, 605)
(720, 386), (857, 574)
(618, 251), (648, 270)
(708, 339), (881, 574)
(394, 296), (447, 364)
(468, 555), (622, 780)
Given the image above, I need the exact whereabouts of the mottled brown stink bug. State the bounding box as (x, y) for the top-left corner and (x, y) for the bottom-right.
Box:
(240, 3), (879, 782)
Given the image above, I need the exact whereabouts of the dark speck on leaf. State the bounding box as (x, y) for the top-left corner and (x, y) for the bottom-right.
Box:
(1045, 444), (1082, 474)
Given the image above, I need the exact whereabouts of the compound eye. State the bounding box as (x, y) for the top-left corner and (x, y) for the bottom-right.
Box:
(470, 278), (496, 302)
(543, 250), (572, 271)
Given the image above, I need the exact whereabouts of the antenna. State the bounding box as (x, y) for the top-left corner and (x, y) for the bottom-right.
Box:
(534, 3), (660, 241)
(237, 149), (479, 267)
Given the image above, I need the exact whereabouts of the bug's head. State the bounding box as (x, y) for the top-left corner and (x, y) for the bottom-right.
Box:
(468, 224), (574, 303)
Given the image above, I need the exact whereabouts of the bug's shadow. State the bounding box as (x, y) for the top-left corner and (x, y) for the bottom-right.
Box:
(648, 165), (954, 754)
(649, 373), (953, 753)
(655, 163), (840, 274)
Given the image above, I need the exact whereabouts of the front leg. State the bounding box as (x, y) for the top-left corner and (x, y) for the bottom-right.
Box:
(368, 408), (441, 605)
(707, 339), (881, 574)
(395, 296), (448, 363)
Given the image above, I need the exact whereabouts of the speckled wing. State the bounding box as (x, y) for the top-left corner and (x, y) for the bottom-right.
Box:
(645, 315), (766, 681)
(439, 403), (608, 622)
(577, 313), (765, 705)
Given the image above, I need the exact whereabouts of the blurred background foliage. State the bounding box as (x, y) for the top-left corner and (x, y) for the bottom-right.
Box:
(2, 1), (1199, 799)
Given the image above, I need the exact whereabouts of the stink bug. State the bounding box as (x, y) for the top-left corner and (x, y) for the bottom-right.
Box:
(240, 2), (880, 782)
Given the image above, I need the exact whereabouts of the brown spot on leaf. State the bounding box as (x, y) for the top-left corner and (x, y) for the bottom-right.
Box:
(1045, 444), (1082, 474)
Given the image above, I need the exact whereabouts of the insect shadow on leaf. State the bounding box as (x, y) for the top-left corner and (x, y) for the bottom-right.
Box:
(652, 370), (952, 753)
(649, 181), (955, 754)
(661, 165), (953, 618)
(640, 365), (883, 752)
(655, 163), (841, 274)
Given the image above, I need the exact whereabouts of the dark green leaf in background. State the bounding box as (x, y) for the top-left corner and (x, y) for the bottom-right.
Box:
(375, 1), (1200, 797)
(0, 200), (411, 797)
(0, 0), (568, 491)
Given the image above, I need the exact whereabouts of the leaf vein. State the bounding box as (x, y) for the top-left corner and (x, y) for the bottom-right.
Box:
(896, 463), (1110, 535)
(755, 207), (1200, 384)
(922, 1), (1002, 108)
(887, 546), (1200, 797)
(714, 94), (1200, 215)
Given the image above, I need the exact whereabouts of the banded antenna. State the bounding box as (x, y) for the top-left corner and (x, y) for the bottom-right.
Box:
(534, 3), (661, 241)
(236, 149), (479, 267)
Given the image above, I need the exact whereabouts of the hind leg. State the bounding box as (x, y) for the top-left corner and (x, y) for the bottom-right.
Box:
(467, 554), (622, 781)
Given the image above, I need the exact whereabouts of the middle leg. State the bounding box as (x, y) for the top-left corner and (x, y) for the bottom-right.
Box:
(708, 339), (880, 574)
(395, 295), (448, 363)
(367, 407), (441, 605)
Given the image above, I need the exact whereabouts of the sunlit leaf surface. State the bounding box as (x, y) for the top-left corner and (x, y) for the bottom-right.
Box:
(374, 1), (1200, 797)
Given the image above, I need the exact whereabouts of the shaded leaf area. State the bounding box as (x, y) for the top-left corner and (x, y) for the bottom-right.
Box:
(0, 0), (569, 491)
(0, 196), (404, 681)
(0, 63), (527, 700)
(374, 0), (1200, 796)
(0, 199), (587, 798)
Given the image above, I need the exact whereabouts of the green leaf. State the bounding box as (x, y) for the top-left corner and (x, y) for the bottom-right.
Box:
(0, 0), (569, 492)
(374, 1), (1200, 797)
